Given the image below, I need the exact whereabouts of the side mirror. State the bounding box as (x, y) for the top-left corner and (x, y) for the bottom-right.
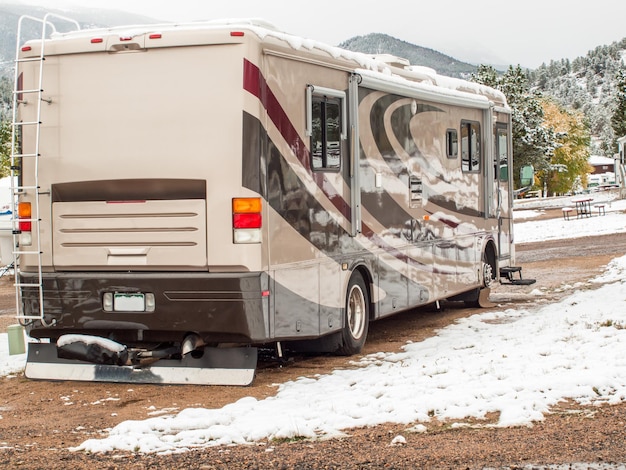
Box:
(520, 165), (534, 187)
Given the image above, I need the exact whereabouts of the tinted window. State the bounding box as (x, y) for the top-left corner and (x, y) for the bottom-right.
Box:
(461, 120), (481, 172)
(497, 127), (509, 181)
(446, 129), (458, 158)
(311, 96), (341, 171)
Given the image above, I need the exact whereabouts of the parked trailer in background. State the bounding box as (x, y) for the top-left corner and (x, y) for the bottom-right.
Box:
(10, 15), (528, 385)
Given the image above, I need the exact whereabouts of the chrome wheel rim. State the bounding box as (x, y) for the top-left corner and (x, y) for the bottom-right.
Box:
(483, 262), (493, 288)
(347, 284), (366, 340)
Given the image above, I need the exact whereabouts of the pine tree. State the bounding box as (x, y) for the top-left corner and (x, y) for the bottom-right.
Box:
(472, 65), (557, 188)
(611, 68), (626, 142)
(0, 76), (13, 121)
(0, 76), (13, 178)
(528, 39), (625, 156)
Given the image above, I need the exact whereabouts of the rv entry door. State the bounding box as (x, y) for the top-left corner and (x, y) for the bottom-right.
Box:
(495, 122), (513, 262)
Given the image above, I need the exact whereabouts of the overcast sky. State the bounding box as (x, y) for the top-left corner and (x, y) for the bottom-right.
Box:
(16, 0), (626, 68)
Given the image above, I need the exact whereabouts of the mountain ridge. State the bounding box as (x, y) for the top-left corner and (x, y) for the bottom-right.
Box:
(339, 33), (478, 78)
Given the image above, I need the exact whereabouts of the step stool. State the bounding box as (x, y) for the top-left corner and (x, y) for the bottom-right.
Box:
(500, 266), (536, 285)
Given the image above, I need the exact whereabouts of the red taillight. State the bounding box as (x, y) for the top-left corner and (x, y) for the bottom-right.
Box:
(230, 31), (245, 37)
(21, 45), (32, 52)
(18, 202), (31, 232)
(149, 33), (162, 39)
(91, 38), (104, 44)
(233, 213), (262, 229)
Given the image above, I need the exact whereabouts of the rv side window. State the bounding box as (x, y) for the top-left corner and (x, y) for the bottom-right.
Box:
(306, 85), (346, 172)
(311, 96), (342, 171)
(461, 120), (481, 172)
(497, 126), (509, 181)
(446, 129), (458, 158)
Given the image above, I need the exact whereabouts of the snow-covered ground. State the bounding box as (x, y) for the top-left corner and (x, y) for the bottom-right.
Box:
(1, 196), (626, 454)
(514, 195), (626, 243)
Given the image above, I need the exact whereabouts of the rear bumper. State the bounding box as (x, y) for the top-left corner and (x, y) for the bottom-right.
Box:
(25, 342), (257, 386)
(21, 271), (270, 345)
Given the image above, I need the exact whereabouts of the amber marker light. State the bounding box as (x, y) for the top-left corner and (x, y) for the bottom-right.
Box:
(233, 197), (262, 214)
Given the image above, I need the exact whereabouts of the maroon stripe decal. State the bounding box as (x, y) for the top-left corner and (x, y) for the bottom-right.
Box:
(243, 59), (350, 221)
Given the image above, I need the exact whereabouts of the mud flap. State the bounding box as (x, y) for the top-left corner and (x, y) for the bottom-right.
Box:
(477, 287), (496, 308)
(25, 343), (257, 386)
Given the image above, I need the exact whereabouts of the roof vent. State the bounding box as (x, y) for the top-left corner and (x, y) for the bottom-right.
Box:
(372, 54), (410, 69)
(205, 18), (281, 32)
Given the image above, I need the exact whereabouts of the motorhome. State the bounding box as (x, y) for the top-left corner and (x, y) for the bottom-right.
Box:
(10, 14), (528, 385)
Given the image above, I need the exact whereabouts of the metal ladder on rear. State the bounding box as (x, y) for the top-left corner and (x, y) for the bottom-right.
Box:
(10, 14), (80, 324)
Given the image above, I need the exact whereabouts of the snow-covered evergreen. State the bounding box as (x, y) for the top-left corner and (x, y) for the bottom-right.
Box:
(529, 38), (626, 155)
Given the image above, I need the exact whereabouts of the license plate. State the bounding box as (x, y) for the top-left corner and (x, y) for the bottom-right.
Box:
(113, 293), (145, 312)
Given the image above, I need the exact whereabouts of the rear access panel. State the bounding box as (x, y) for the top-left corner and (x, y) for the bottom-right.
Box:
(52, 199), (207, 269)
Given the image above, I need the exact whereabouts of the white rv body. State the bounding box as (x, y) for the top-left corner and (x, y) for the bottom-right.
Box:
(10, 15), (526, 384)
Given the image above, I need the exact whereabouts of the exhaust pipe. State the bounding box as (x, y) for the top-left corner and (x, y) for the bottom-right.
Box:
(181, 333), (205, 356)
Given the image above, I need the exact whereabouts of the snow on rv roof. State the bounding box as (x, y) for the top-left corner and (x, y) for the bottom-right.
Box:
(45, 18), (506, 107)
(245, 22), (507, 107)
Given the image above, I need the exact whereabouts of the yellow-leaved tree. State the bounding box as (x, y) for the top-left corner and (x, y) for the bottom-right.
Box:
(539, 100), (592, 196)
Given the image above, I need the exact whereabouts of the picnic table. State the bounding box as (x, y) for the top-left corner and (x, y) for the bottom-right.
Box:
(572, 198), (593, 218)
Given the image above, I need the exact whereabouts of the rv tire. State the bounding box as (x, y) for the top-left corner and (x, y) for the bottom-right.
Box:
(465, 249), (496, 308)
(337, 271), (369, 356)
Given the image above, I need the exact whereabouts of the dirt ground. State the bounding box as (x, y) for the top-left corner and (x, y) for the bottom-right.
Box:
(0, 206), (626, 469)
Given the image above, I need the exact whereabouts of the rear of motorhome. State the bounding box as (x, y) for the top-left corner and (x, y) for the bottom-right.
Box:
(10, 15), (526, 385)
